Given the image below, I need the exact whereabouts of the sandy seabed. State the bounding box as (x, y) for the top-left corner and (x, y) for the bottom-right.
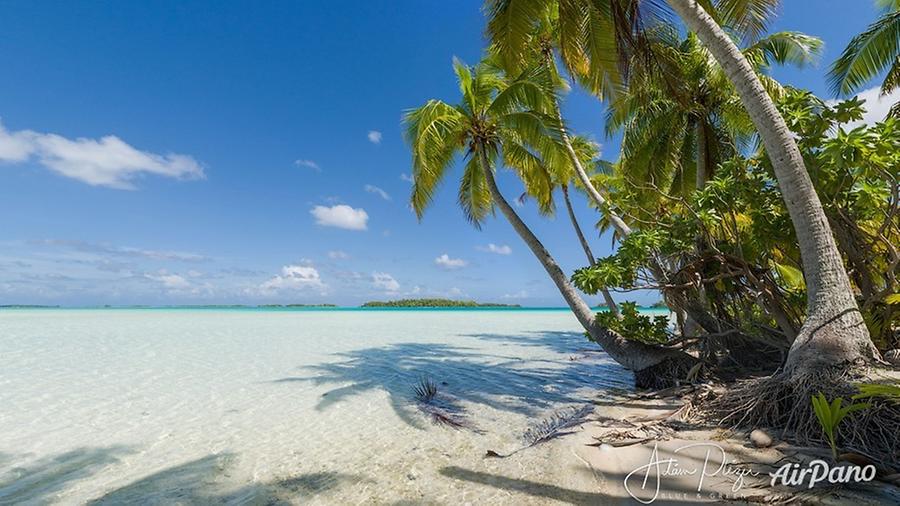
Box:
(0, 309), (635, 505)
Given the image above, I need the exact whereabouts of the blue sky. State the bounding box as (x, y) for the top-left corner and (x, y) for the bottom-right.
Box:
(0, 1), (893, 306)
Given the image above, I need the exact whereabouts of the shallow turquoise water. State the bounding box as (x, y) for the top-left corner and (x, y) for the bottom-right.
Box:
(0, 309), (637, 504)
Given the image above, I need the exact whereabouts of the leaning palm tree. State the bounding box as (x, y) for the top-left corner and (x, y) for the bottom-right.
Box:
(665, 0), (881, 374)
(487, 16), (635, 238)
(486, 0), (880, 380)
(404, 58), (692, 382)
(829, 0), (900, 117)
(558, 135), (621, 316)
(608, 28), (820, 196)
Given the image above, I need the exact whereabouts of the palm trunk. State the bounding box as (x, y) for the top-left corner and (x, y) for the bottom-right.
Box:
(696, 120), (709, 189)
(554, 107), (633, 237)
(562, 184), (620, 317)
(478, 149), (686, 372)
(552, 96), (721, 335)
(692, 120), (710, 331)
(668, 0), (880, 372)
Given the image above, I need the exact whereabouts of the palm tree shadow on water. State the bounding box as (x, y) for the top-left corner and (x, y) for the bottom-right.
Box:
(272, 330), (634, 429)
(86, 453), (371, 505)
(0, 446), (132, 505)
(1, 448), (371, 505)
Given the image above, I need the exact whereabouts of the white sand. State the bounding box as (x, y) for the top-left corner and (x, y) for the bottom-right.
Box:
(0, 309), (633, 504)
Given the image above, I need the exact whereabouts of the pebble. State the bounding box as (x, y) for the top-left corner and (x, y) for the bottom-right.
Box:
(750, 429), (773, 448)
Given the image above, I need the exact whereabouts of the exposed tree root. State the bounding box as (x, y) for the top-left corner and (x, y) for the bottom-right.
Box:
(704, 366), (900, 466)
(633, 354), (701, 389)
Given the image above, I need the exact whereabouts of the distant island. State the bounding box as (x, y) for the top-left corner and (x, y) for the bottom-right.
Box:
(650, 300), (669, 309)
(0, 304), (60, 308)
(361, 298), (520, 308)
(257, 304), (337, 308)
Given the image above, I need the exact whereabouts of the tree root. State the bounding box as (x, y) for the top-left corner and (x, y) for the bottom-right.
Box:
(633, 354), (701, 389)
(704, 366), (900, 466)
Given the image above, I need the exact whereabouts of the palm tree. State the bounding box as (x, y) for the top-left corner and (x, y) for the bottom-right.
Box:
(666, 0), (880, 373)
(404, 58), (691, 378)
(608, 28), (820, 196)
(829, 0), (900, 117)
(488, 6), (752, 336)
(488, 15), (635, 237)
(558, 136), (621, 316)
(486, 0), (880, 375)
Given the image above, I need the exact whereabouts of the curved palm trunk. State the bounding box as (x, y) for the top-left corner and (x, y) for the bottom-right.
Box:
(554, 108), (633, 238)
(479, 150), (685, 372)
(562, 184), (620, 317)
(668, 0), (880, 372)
(555, 102), (725, 335)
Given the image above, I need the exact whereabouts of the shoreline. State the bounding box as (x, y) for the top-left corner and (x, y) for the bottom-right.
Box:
(0, 306), (670, 312)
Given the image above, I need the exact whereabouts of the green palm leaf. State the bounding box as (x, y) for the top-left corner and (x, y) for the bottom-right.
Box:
(828, 9), (900, 95)
(744, 31), (823, 69)
(458, 153), (495, 227)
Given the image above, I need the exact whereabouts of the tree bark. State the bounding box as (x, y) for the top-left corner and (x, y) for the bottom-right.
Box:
(562, 184), (620, 317)
(553, 96), (721, 335)
(668, 0), (880, 372)
(478, 149), (690, 372)
(696, 120), (709, 190)
(554, 107), (633, 237)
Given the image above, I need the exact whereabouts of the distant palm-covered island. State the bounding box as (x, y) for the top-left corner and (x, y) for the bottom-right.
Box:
(257, 304), (338, 308)
(361, 298), (520, 308)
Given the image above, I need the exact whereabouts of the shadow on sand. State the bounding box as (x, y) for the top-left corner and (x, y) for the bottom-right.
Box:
(0, 446), (131, 505)
(1, 448), (371, 505)
(272, 330), (632, 429)
(439, 464), (720, 505)
(87, 452), (371, 505)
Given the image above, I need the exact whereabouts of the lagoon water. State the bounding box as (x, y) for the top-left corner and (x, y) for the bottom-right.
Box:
(0, 309), (636, 504)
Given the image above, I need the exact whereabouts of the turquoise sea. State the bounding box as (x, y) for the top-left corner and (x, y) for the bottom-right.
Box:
(0, 308), (647, 504)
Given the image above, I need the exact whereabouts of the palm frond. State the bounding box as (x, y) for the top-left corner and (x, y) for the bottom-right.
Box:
(880, 58), (900, 94)
(502, 139), (555, 214)
(714, 0), (780, 43)
(744, 31), (823, 70)
(403, 100), (467, 219)
(459, 152), (495, 228)
(828, 10), (900, 95)
(488, 72), (556, 116)
(485, 0), (548, 75)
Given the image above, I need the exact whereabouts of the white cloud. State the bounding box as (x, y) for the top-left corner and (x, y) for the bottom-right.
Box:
(829, 86), (900, 129)
(477, 243), (512, 255)
(372, 271), (399, 292)
(310, 204), (369, 231)
(0, 120), (204, 189)
(145, 271), (193, 292)
(400, 173), (414, 184)
(259, 264), (325, 293)
(502, 290), (529, 299)
(0, 125), (33, 162)
(328, 250), (350, 260)
(367, 130), (382, 144)
(364, 184), (391, 201)
(36, 239), (208, 262)
(294, 159), (320, 172)
(434, 253), (467, 270)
